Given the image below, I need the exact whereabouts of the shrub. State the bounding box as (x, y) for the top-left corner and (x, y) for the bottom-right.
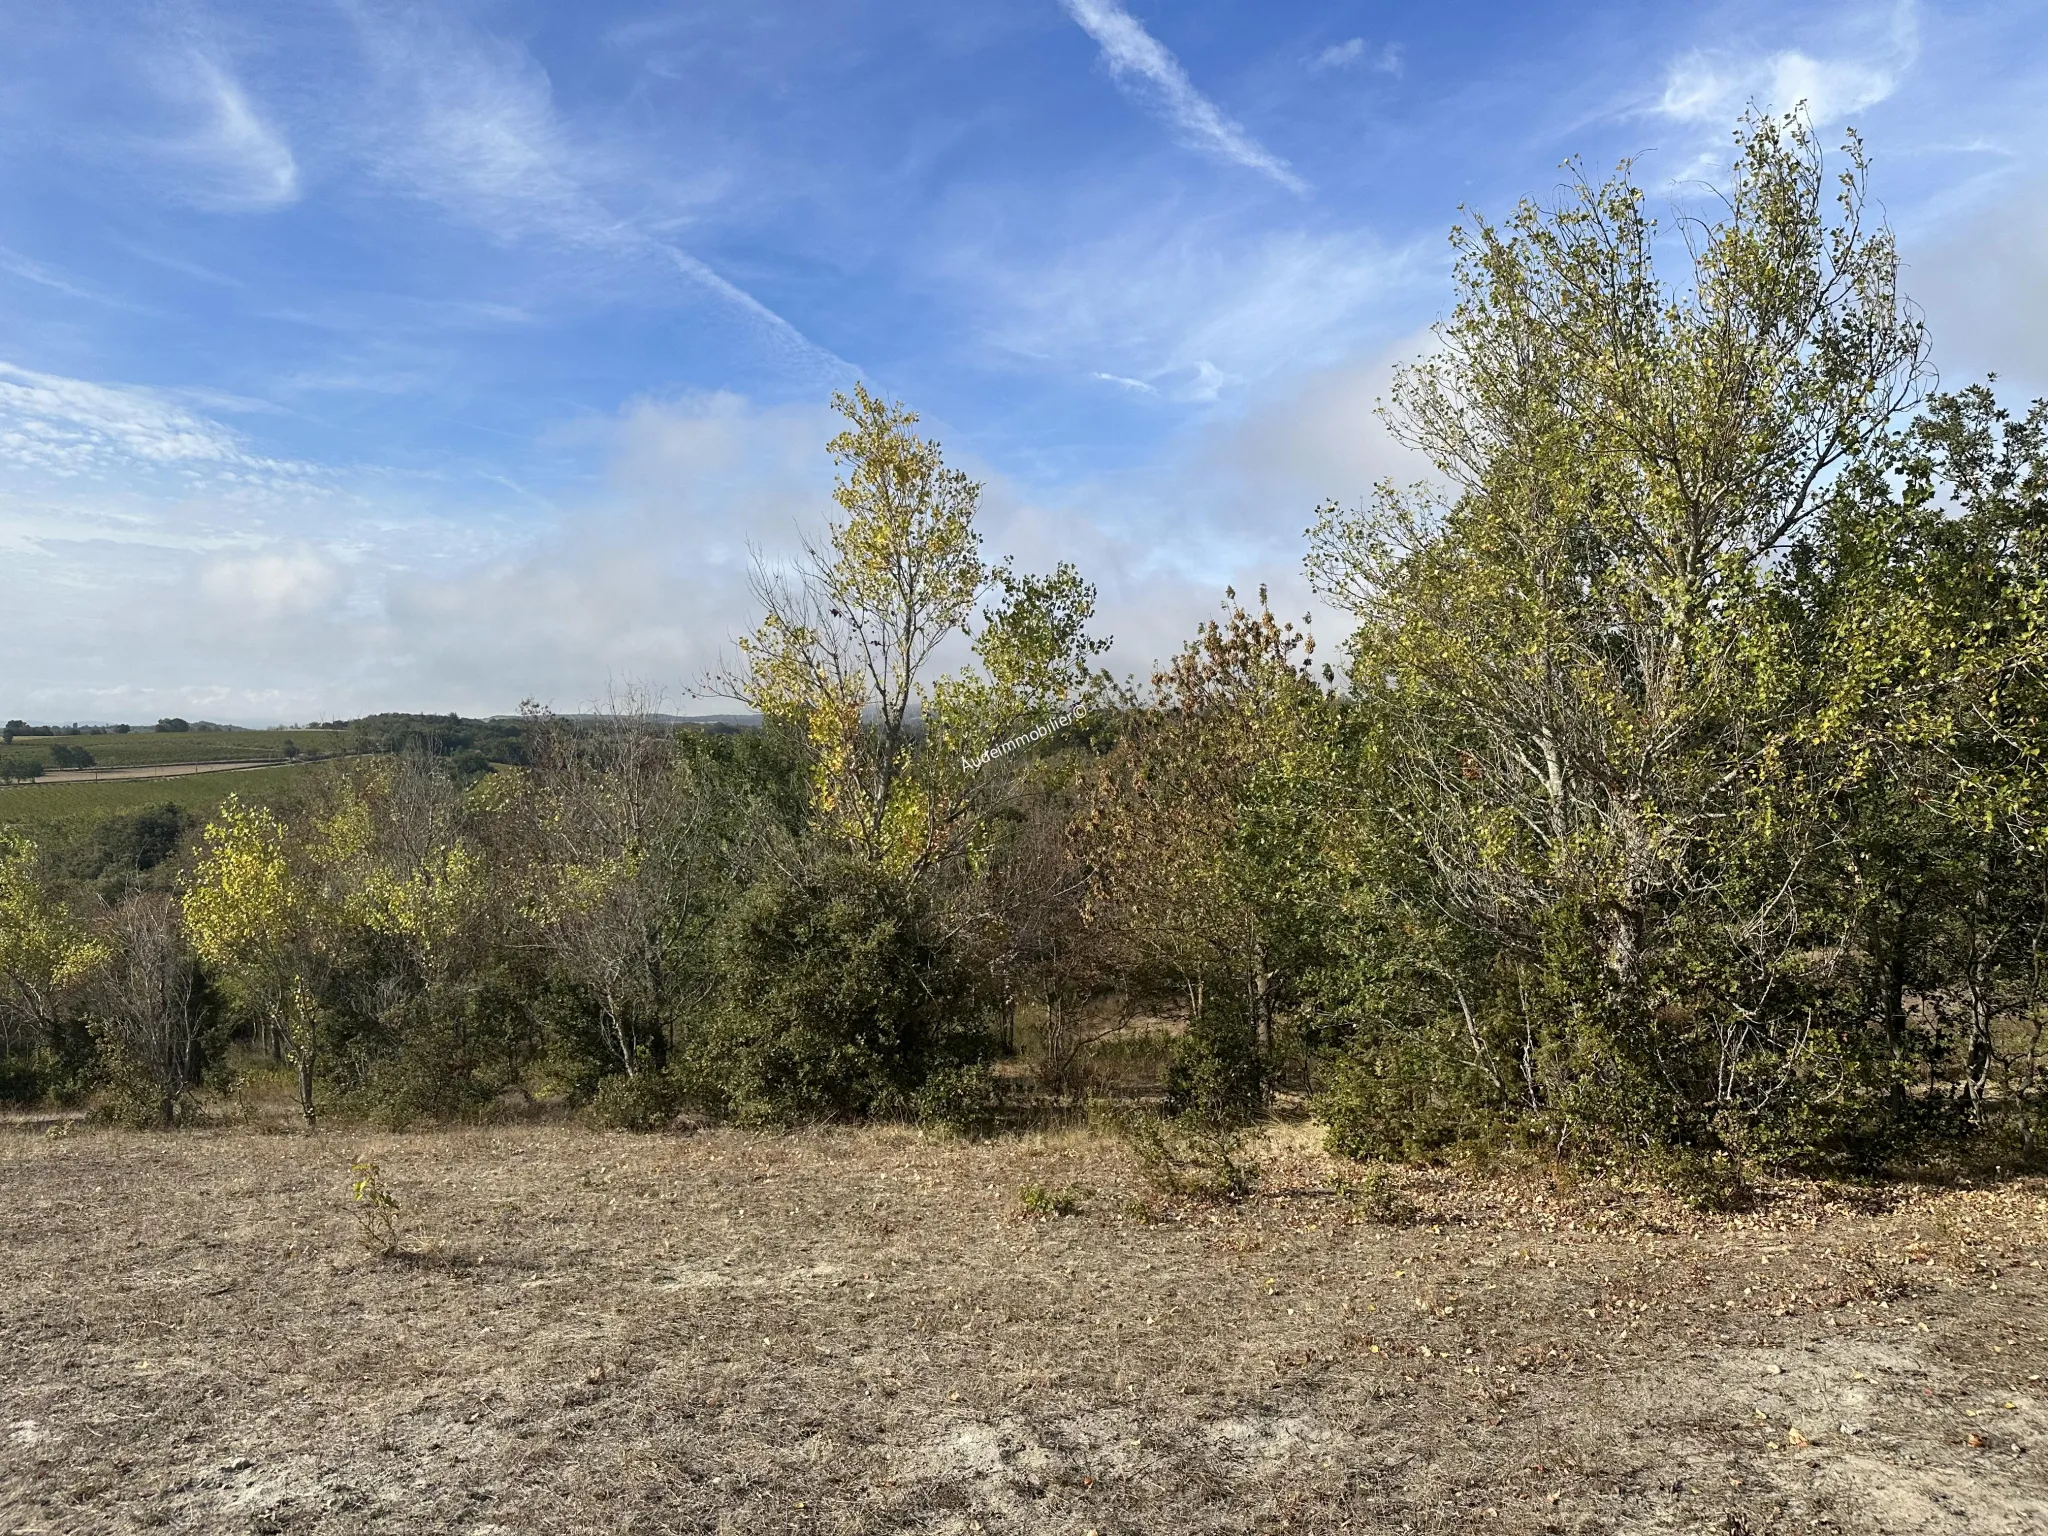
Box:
(1336, 1162), (1417, 1225)
(586, 1068), (684, 1132)
(1092, 1099), (1258, 1201)
(913, 1061), (1001, 1137)
(1163, 1009), (1265, 1127)
(334, 975), (541, 1130)
(347, 1159), (402, 1256)
(90, 803), (193, 877)
(0, 1048), (56, 1106)
(1019, 1182), (1084, 1217)
(1316, 1015), (1512, 1164)
(1649, 1146), (1756, 1213)
(87, 893), (213, 1127)
(694, 853), (979, 1124)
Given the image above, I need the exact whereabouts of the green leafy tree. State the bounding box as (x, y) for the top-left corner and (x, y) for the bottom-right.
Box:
(1306, 113), (1931, 1157)
(728, 386), (1108, 878)
(0, 831), (108, 1091)
(1079, 592), (1340, 1120)
(1787, 387), (2048, 1147)
(182, 796), (351, 1125)
(730, 384), (989, 870)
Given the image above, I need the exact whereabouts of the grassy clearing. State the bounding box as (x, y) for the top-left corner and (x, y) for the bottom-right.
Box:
(0, 728), (351, 769)
(0, 762), (316, 834)
(0, 1121), (2040, 1534)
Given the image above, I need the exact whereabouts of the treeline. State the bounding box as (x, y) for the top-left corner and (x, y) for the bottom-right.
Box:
(2, 116), (2045, 1181)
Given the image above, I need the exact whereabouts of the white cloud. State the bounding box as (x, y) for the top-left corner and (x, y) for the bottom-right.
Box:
(201, 550), (351, 621)
(1656, 4), (1918, 128)
(167, 55), (300, 210)
(965, 223), (1417, 399)
(0, 362), (311, 483)
(1060, 0), (1308, 194)
(1310, 38), (1402, 76)
(1659, 48), (1898, 125)
(0, 353), (1438, 718)
(345, 5), (850, 383)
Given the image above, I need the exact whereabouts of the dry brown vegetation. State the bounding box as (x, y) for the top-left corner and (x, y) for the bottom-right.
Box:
(2, 1121), (2043, 1535)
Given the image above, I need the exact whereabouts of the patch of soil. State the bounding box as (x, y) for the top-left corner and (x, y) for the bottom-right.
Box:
(1, 1123), (2042, 1533)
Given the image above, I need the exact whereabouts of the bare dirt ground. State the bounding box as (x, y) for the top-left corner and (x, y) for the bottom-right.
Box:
(1, 1122), (2042, 1535)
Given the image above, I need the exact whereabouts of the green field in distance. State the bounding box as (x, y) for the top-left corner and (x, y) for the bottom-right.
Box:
(0, 762), (318, 834)
(0, 728), (351, 769)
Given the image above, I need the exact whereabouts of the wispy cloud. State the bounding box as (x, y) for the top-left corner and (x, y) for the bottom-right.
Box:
(1659, 49), (1898, 125)
(1309, 38), (1402, 75)
(0, 361), (312, 484)
(346, 5), (851, 381)
(965, 221), (1415, 399)
(167, 54), (300, 210)
(1656, 3), (1918, 127)
(0, 247), (102, 303)
(1060, 0), (1308, 194)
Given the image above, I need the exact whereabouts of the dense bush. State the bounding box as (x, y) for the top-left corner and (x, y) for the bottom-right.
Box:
(912, 1061), (1002, 1137)
(1162, 1009), (1265, 1128)
(694, 854), (980, 1125)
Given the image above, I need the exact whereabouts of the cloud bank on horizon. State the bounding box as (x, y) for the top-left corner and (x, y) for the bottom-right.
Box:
(0, 0), (2044, 722)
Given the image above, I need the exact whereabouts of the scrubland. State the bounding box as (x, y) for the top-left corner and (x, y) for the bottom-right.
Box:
(2, 1121), (2042, 1536)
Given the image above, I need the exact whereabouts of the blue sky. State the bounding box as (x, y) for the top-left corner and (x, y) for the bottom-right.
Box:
(2, 0), (2045, 721)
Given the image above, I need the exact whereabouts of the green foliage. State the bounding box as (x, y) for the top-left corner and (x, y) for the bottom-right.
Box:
(912, 1061), (1002, 1137)
(93, 803), (192, 874)
(696, 853), (978, 1124)
(1297, 114), (2041, 1174)
(338, 973), (541, 1129)
(92, 1034), (192, 1128)
(1316, 1013), (1511, 1164)
(585, 1065), (684, 1132)
(9, 112), (2045, 1186)
(1018, 1181), (1084, 1217)
(347, 1159), (402, 1256)
(0, 829), (109, 1103)
(1163, 1011), (1265, 1127)
(1648, 1147), (1757, 1213)
(1091, 1099), (1258, 1201)
(0, 1050), (46, 1104)
(1335, 1163), (1418, 1225)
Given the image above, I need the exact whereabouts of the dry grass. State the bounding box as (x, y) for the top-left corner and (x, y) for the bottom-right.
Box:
(1, 1121), (2043, 1534)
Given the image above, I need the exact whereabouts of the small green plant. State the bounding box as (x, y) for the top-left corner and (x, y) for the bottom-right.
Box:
(1019, 1181), (1085, 1218)
(1336, 1161), (1417, 1225)
(348, 1158), (402, 1256)
(1091, 1100), (1258, 1202)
